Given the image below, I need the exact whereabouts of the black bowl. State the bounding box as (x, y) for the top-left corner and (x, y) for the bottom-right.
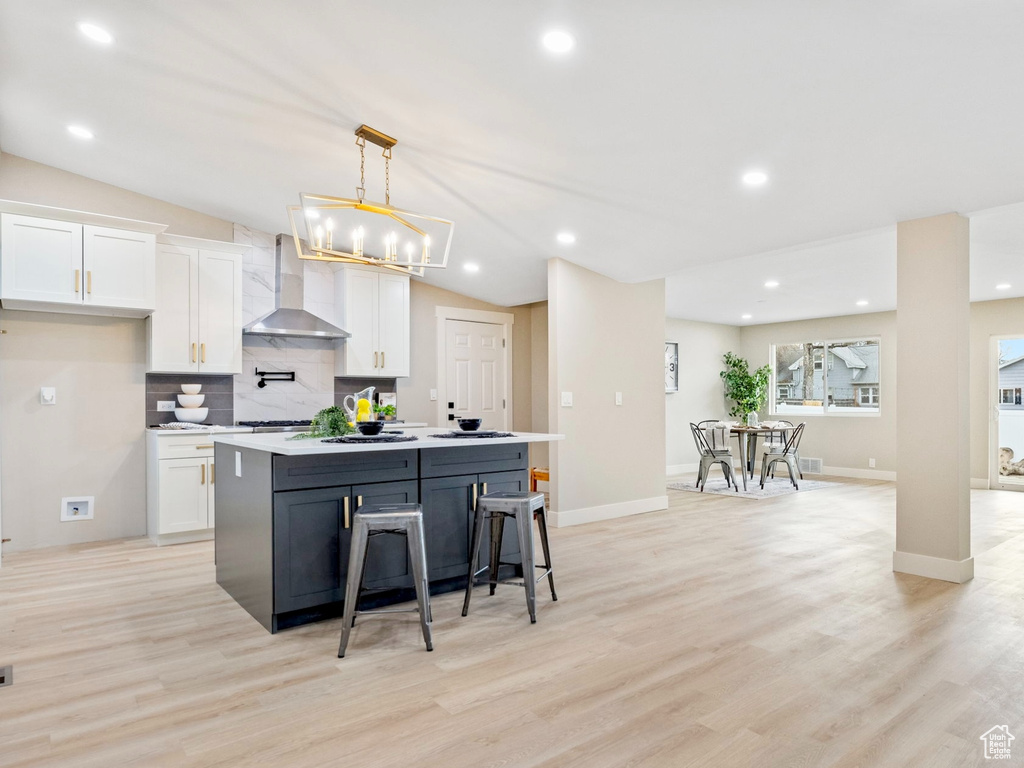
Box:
(457, 418), (482, 431)
(356, 421), (384, 436)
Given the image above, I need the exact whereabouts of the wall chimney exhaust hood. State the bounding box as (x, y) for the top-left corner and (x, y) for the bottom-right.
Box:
(243, 234), (351, 340)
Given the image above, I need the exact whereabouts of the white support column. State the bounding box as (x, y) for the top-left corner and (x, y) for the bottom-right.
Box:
(894, 213), (973, 583)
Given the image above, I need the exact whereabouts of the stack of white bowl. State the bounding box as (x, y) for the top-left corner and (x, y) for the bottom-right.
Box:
(174, 384), (209, 423)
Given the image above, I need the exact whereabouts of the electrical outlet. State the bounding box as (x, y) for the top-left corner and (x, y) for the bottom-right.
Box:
(40, 387), (56, 405)
(615, 392), (623, 406)
(560, 391), (573, 407)
(157, 400), (176, 412)
(869, 458), (876, 468)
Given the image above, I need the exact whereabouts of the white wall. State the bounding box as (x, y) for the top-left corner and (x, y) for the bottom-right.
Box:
(739, 310), (898, 477)
(665, 317), (741, 474)
(548, 258), (666, 525)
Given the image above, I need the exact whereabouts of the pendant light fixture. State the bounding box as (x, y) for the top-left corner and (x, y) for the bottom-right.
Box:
(289, 125), (454, 276)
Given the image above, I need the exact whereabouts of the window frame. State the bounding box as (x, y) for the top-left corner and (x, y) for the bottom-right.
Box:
(769, 336), (882, 418)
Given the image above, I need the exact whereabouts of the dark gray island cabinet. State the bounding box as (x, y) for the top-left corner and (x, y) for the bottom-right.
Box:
(212, 433), (548, 633)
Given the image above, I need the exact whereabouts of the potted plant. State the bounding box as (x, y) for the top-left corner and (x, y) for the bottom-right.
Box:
(720, 352), (771, 423)
(374, 403), (398, 421)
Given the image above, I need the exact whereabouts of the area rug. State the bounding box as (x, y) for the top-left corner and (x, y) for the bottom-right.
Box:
(668, 477), (841, 499)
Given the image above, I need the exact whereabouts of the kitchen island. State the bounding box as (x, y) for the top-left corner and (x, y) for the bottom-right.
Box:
(212, 428), (563, 632)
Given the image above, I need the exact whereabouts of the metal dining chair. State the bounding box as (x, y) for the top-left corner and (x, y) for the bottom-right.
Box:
(690, 423), (739, 492)
(763, 419), (802, 480)
(759, 422), (806, 490)
(696, 419), (732, 453)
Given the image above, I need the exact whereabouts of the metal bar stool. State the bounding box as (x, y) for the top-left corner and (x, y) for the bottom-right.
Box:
(338, 502), (433, 658)
(462, 491), (557, 624)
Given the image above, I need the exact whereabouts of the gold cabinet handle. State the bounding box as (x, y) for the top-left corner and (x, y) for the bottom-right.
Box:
(373, 351), (378, 368)
(381, 351), (385, 369)
(201, 343), (206, 364)
(343, 496), (350, 529)
(201, 464), (206, 485)
(192, 343), (197, 363)
(210, 463), (215, 484)
(196, 444), (214, 450)
(357, 495), (363, 508)
(482, 482), (487, 495)
(75, 269), (81, 293)
(472, 482), (478, 509)
(86, 270), (92, 294)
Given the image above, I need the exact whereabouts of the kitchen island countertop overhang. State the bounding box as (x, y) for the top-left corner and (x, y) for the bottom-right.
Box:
(212, 428), (564, 456)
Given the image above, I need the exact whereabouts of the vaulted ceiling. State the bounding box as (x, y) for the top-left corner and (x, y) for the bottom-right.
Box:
(3, 1), (1024, 320)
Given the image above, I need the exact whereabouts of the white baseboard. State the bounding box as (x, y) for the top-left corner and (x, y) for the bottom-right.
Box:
(820, 465), (897, 482)
(551, 495), (668, 528)
(892, 550), (974, 583)
(970, 477), (990, 489)
(666, 463), (699, 476)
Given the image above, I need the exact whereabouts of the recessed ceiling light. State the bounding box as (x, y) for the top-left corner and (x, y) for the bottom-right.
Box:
(741, 314), (752, 320)
(764, 280), (779, 288)
(742, 170), (768, 187)
(556, 232), (576, 245)
(77, 22), (114, 45)
(996, 283), (1011, 290)
(542, 30), (575, 54)
(67, 125), (94, 140)
(463, 263), (480, 273)
(856, 300), (869, 306)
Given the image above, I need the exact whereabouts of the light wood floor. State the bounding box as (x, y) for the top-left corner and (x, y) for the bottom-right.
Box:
(2, 477), (1023, 767)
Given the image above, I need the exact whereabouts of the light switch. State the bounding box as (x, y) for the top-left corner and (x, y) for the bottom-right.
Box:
(560, 391), (573, 407)
(429, 389), (438, 401)
(615, 392), (623, 406)
(40, 387), (56, 405)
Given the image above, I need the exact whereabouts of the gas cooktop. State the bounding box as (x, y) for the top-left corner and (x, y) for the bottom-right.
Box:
(236, 420), (313, 433)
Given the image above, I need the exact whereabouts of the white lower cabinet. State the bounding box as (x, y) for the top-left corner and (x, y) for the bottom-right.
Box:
(147, 432), (221, 545)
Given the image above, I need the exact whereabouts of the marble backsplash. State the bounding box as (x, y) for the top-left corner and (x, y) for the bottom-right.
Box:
(235, 336), (336, 422)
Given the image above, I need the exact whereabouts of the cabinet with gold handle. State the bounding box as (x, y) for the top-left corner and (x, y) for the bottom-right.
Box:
(343, 496), (350, 529)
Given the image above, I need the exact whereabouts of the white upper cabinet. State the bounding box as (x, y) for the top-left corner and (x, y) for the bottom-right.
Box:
(0, 212), (157, 316)
(83, 225), (156, 310)
(0, 215), (82, 305)
(148, 236), (244, 374)
(334, 265), (410, 378)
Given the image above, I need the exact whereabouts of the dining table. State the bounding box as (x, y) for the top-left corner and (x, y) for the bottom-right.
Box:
(728, 423), (793, 491)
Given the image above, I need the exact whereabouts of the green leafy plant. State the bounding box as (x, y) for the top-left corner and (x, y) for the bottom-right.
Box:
(720, 352), (771, 419)
(373, 403), (397, 417)
(289, 405), (356, 439)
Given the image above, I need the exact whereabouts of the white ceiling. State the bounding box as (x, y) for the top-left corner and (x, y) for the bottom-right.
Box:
(3, 1), (1024, 319)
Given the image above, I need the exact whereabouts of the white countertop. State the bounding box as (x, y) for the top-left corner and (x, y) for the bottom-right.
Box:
(212, 428), (564, 456)
(148, 426), (254, 435)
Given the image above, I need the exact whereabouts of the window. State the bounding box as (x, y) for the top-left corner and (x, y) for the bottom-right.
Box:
(1000, 388), (1021, 405)
(771, 338), (880, 416)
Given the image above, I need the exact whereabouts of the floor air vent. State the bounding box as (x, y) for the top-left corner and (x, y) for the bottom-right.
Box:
(799, 457), (823, 474)
(0, 665), (11, 688)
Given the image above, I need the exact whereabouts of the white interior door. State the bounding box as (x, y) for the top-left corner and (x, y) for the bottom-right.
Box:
(444, 319), (507, 431)
(991, 335), (1024, 491)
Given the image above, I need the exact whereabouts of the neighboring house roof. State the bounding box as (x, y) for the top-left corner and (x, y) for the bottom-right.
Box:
(999, 354), (1024, 370)
(784, 345), (879, 386)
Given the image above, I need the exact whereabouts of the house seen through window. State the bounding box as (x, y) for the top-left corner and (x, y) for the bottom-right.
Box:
(771, 339), (880, 415)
